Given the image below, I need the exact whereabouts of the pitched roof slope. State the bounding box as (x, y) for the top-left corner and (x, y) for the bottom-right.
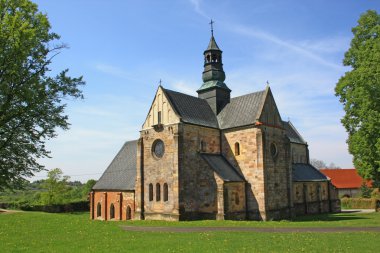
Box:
(200, 154), (245, 182)
(206, 35), (221, 51)
(283, 121), (306, 144)
(164, 88), (219, 128)
(217, 90), (266, 129)
(92, 140), (138, 191)
(163, 88), (267, 130)
(319, 169), (372, 189)
(292, 163), (328, 181)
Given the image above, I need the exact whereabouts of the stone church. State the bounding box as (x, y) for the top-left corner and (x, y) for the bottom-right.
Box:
(90, 33), (340, 221)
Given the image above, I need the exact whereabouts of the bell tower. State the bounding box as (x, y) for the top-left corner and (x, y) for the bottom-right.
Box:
(197, 20), (231, 115)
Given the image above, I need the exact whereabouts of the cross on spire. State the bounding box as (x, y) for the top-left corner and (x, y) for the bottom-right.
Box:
(209, 19), (214, 36)
(159, 79), (162, 86)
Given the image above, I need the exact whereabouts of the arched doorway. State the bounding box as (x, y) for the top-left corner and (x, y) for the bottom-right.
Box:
(126, 205), (132, 220)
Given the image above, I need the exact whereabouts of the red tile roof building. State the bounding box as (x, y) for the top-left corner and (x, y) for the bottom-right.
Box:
(320, 169), (372, 197)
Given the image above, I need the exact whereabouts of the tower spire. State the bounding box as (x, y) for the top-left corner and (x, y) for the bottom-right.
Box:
(197, 22), (231, 115)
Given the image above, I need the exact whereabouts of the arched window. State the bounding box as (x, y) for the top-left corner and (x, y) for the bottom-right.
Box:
(234, 192), (240, 205)
(97, 202), (101, 217)
(156, 183), (161, 201)
(206, 55), (210, 63)
(235, 142), (240, 156)
(149, 183), (153, 201)
(212, 54), (217, 62)
(126, 206), (132, 220)
(163, 183), (168, 202)
(200, 140), (206, 152)
(158, 111), (162, 124)
(110, 203), (115, 219)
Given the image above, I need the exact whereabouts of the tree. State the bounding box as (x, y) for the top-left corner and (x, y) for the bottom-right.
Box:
(310, 158), (327, 169)
(327, 163), (341, 169)
(360, 182), (372, 198)
(40, 168), (70, 205)
(0, 0), (85, 190)
(82, 179), (96, 197)
(335, 10), (380, 188)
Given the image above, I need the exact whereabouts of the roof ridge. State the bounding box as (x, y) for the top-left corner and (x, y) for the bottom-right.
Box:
(320, 168), (356, 171)
(286, 121), (306, 144)
(163, 88), (203, 100)
(230, 89), (266, 100)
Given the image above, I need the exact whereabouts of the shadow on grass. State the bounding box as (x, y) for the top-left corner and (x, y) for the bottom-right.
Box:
(291, 212), (369, 222)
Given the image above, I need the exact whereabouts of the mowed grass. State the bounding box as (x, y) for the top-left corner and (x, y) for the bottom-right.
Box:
(0, 211), (379, 252)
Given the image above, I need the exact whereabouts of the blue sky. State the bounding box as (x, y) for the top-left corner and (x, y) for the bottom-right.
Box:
(32, 0), (380, 181)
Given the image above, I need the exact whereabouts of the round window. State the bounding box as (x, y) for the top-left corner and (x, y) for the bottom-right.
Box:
(152, 139), (165, 158)
(270, 143), (278, 158)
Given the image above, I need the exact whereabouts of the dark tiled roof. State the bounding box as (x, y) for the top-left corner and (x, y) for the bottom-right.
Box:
(283, 121), (306, 144)
(164, 88), (219, 128)
(217, 90), (266, 129)
(92, 140), (138, 191)
(292, 163), (328, 182)
(206, 36), (221, 51)
(200, 154), (245, 182)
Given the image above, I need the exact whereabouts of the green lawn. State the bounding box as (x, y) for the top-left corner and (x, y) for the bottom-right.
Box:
(0, 211), (379, 252)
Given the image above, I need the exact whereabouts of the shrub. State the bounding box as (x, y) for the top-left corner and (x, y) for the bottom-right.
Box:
(341, 197), (378, 209)
(360, 183), (372, 198)
(371, 188), (380, 199)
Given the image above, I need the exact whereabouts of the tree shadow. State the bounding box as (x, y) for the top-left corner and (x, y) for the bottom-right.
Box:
(291, 212), (370, 222)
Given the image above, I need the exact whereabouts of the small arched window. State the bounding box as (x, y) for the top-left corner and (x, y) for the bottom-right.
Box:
(149, 183), (153, 201)
(110, 203), (115, 219)
(126, 205), (132, 220)
(235, 142), (240, 156)
(158, 111), (162, 124)
(234, 192), (240, 205)
(163, 183), (168, 202)
(200, 140), (206, 152)
(212, 54), (217, 62)
(206, 55), (211, 63)
(156, 183), (161, 201)
(97, 202), (101, 217)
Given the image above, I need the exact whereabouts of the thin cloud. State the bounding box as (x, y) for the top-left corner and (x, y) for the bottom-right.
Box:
(187, 0), (344, 70)
(298, 36), (351, 54)
(94, 63), (141, 82)
(188, 0), (209, 19)
(171, 80), (198, 95)
(229, 24), (344, 70)
(73, 106), (119, 117)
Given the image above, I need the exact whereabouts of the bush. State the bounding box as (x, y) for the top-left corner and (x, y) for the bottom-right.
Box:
(360, 183), (372, 198)
(341, 197), (378, 209)
(371, 188), (380, 199)
(1, 201), (89, 213)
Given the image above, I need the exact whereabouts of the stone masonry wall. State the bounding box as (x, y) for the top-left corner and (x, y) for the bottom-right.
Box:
(221, 126), (264, 220)
(261, 125), (293, 220)
(291, 143), (308, 164)
(138, 124), (180, 221)
(293, 181), (340, 215)
(179, 123), (221, 220)
(224, 182), (246, 220)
